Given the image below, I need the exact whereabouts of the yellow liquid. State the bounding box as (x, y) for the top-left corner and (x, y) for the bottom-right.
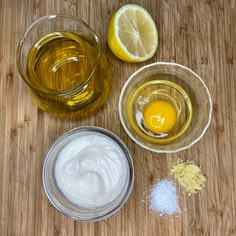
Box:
(126, 80), (192, 144)
(26, 32), (113, 119)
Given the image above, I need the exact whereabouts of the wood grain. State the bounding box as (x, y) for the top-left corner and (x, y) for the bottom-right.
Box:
(0, 0), (236, 235)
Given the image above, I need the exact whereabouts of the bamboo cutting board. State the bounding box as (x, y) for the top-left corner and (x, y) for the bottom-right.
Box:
(0, 0), (235, 235)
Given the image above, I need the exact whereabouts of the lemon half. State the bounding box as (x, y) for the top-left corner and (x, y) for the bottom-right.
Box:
(107, 4), (158, 62)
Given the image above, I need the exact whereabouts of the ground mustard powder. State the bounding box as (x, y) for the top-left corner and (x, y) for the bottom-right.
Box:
(170, 160), (207, 194)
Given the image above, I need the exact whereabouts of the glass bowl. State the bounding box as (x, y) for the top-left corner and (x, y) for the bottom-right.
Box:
(42, 126), (134, 221)
(119, 62), (212, 153)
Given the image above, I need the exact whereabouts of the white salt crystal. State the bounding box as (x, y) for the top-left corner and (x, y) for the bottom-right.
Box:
(150, 179), (180, 216)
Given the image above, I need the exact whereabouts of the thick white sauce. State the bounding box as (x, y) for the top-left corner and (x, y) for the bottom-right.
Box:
(54, 132), (128, 208)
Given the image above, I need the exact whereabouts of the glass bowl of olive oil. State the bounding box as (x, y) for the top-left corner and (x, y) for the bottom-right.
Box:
(17, 15), (113, 120)
(119, 62), (212, 153)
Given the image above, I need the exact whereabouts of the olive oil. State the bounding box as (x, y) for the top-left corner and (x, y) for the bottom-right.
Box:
(26, 31), (113, 119)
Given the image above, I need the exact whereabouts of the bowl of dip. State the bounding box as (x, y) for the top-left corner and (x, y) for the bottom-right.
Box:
(42, 126), (134, 221)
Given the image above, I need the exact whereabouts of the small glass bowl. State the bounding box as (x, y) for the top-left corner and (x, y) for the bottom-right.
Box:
(119, 62), (212, 153)
(42, 126), (134, 221)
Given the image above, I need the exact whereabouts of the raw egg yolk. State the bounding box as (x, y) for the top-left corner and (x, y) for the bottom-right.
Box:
(143, 100), (177, 133)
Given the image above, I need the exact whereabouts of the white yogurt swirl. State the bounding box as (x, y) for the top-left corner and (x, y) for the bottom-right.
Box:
(54, 133), (128, 208)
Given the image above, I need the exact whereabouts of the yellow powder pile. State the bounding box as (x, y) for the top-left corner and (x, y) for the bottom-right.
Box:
(170, 160), (207, 194)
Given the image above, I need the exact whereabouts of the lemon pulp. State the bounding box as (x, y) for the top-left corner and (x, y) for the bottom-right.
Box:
(107, 4), (158, 62)
(143, 100), (177, 133)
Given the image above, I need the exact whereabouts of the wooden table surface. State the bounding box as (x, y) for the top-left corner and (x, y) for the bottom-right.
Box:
(0, 0), (235, 235)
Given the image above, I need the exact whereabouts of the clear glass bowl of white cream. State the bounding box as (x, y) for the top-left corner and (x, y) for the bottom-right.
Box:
(42, 126), (134, 221)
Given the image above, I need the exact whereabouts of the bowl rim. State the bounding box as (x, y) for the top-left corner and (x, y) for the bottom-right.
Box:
(42, 126), (134, 221)
(118, 62), (213, 153)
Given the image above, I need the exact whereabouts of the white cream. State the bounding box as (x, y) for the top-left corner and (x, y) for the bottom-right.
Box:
(54, 132), (128, 208)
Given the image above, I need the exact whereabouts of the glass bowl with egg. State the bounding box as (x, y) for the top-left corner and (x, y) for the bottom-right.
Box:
(42, 126), (134, 221)
(119, 62), (212, 153)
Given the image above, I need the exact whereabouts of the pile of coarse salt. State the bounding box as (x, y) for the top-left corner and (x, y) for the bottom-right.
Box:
(150, 179), (180, 217)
